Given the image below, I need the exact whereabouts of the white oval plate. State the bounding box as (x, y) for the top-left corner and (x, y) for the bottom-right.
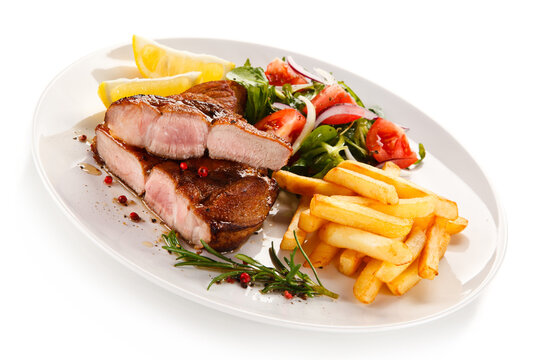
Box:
(32, 38), (506, 332)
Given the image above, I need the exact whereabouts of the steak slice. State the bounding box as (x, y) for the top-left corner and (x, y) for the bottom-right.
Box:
(105, 95), (211, 160)
(207, 117), (293, 170)
(144, 159), (278, 252)
(183, 80), (246, 115)
(93, 124), (163, 195)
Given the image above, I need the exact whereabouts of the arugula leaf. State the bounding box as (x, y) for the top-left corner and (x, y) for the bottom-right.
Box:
(414, 143), (426, 165)
(226, 63), (275, 123)
(300, 125), (338, 152)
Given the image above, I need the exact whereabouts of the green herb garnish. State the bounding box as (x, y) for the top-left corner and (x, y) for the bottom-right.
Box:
(161, 230), (338, 300)
(226, 59), (275, 124)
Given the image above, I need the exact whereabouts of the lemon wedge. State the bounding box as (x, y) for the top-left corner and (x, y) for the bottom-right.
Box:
(97, 71), (202, 107)
(132, 35), (235, 81)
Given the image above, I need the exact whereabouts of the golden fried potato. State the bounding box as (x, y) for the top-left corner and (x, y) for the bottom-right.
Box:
(319, 222), (413, 265)
(418, 217), (448, 279)
(298, 209), (328, 233)
(338, 249), (365, 276)
(382, 161), (401, 177)
(338, 160), (458, 220)
(311, 195), (413, 238)
(281, 196), (311, 250)
(273, 170), (354, 197)
(446, 216), (468, 235)
(332, 195), (435, 219)
(324, 167), (399, 205)
(375, 226), (427, 282)
(386, 259), (422, 296)
(353, 258), (383, 304)
(304, 237), (340, 268)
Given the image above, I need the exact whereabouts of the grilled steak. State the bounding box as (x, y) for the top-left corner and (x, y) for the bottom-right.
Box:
(183, 80), (246, 115)
(92, 127), (278, 251)
(144, 159), (278, 252)
(104, 93), (293, 170)
(105, 95), (211, 160)
(207, 117), (292, 170)
(93, 124), (163, 195)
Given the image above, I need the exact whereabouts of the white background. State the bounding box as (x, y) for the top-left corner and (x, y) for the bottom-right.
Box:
(2, 0), (537, 358)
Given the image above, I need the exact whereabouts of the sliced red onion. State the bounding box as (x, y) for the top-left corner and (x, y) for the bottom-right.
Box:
(272, 102), (293, 110)
(314, 103), (378, 128)
(286, 56), (326, 84)
(313, 68), (337, 84)
(274, 83), (314, 92)
(395, 123), (410, 132)
(292, 96), (316, 154)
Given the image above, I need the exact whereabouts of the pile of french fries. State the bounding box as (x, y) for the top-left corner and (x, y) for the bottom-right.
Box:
(273, 160), (468, 304)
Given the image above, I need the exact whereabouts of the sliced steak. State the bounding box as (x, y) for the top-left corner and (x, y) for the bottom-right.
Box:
(105, 95), (211, 160)
(144, 159), (278, 252)
(103, 85), (292, 170)
(207, 117), (293, 170)
(183, 80), (246, 115)
(93, 124), (163, 195)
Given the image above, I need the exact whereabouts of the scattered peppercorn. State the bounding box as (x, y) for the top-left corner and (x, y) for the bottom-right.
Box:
(117, 195), (127, 204)
(225, 277), (236, 284)
(151, 218), (157, 223)
(129, 212), (140, 222)
(78, 134), (87, 142)
(104, 175), (113, 185)
(180, 162), (188, 170)
(283, 290), (294, 299)
(198, 166), (208, 177)
(239, 272), (251, 285)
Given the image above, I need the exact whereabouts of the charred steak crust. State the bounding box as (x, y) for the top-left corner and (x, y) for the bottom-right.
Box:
(168, 92), (232, 120)
(150, 160), (278, 252)
(183, 80), (247, 115)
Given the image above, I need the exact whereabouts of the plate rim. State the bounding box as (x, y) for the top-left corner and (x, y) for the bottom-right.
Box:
(31, 37), (508, 332)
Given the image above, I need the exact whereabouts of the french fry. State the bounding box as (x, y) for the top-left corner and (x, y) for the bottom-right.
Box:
(324, 167), (399, 205)
(386, 258), (422, 296)
(273, 170), (354, 196)
(304, 237), (340, 268)
(338, 160), (426, 197)
(375, 227), (426, 282)
(338, 249), (365, 276)
(338, 160), (458, 220)
(319, 222), (413, 265)
(281, 196), (311, 250)
(353, 259), (383, 304)
(413, 214), (435, 231)
(298, 209), (328, 233)
(332, 195), (435, 219)
(438, 232), (451, 258)
(382, 161), (401, 177)
(446, 216), (468, 235)
(388, 231), (451, 296)
(418, 217), (448, 279)
(311, 195), (413, 238)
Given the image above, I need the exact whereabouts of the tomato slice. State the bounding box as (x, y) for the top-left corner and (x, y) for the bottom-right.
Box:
(366, 118), (418, 169)
(255, 109), (307, 144)
(310, 84), (355, 115)
(265, 58), (308, 86)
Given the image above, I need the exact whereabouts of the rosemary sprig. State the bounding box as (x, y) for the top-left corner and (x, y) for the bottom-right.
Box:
(161, 230), (338, 300)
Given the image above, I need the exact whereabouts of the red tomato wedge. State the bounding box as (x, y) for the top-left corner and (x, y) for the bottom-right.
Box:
(255, 109), (307, 144)
(366, 118), (418, 169)
(265, 58), (308, 86)
(311, 84), (355, 115)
